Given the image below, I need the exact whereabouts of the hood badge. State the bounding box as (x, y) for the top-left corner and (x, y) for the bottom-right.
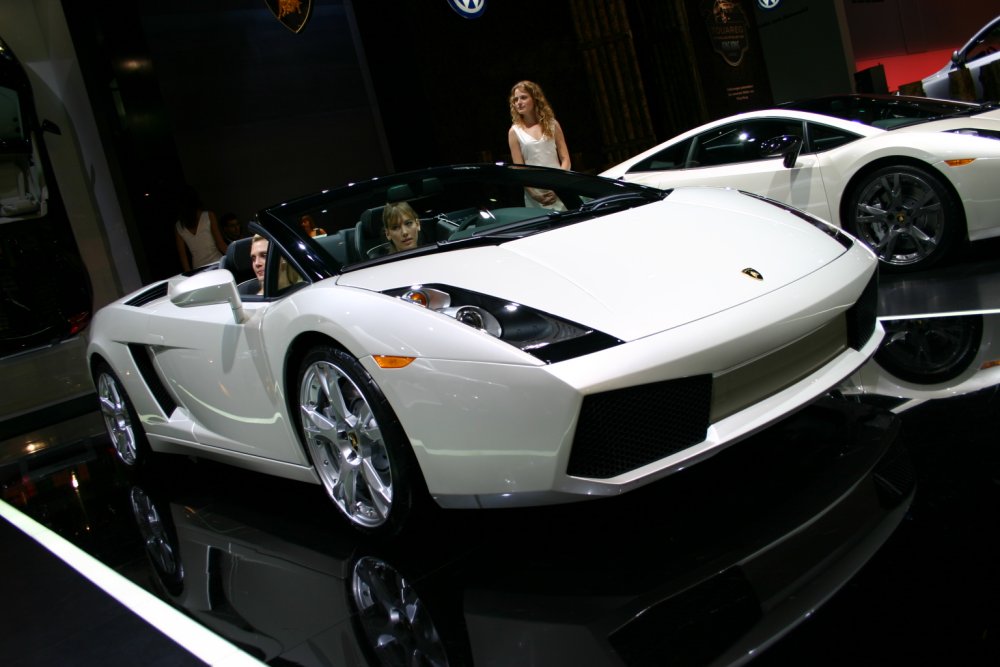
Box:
(742, 267), (763, 281)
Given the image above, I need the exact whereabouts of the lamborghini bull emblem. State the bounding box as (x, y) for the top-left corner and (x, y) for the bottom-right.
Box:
(742, 267), (763, 280)
(266, 0), (312, 33)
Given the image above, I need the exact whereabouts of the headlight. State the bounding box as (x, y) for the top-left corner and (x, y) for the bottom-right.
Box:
(384, 284), (622, 363)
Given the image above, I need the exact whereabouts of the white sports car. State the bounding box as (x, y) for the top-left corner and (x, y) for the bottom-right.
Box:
(601, 103), (1000, 271)
(87, 164), (882, 535)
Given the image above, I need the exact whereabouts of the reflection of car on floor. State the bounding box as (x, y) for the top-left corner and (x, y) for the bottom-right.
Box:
(126, 395), (913, 666)
(921, 14), (1000, 102)
(0, 36), (92, 360)
(601, 106), (1000, 272)
(842, 313), (1000, 413)
(87, 163), (883, 536)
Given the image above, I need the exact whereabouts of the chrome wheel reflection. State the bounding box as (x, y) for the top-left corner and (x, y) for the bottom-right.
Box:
(129, 486), (183, 593)
(352, 556), (449, 667)
(851, 168), (948, 268)
(299, 359), (393, 528)
(97, 371), (138, 466)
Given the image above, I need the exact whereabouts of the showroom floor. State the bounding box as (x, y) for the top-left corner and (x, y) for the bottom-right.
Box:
(2, 245), (999, 666)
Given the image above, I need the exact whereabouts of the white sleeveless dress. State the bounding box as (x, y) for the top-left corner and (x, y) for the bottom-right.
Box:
(176, 211), (223, 268)
(512, 124), (567, 211)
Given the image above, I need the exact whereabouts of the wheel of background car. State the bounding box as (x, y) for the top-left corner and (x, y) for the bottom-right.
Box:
(844, 164), (959, 271)
(296, 345), (419, 534)
(94, 361), (150, 467)
(129, 485), (184, 596)
(350, 556), (450, 667)
(874, 315), (983, 385)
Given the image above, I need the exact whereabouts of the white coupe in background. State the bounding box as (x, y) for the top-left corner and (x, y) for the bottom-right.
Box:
(601, 102), (1000, 271)
(87, 164), (882, 535)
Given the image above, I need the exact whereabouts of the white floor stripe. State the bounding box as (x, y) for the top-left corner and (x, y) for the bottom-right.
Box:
(0, 499), (267, 667)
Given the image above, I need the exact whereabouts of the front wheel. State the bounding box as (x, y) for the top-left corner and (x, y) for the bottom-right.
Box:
(296, 345), (421, 536)
(844, 164), (960, 271)
(94, 361), (150, 467)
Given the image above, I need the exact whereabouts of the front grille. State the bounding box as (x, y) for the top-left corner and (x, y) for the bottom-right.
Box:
(566, 375), (711, 479)
(847, 270), (878, 350)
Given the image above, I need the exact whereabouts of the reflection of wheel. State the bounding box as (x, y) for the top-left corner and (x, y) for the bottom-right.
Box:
(845, 164), (959, 271)
(351, 556), (449, 667)
(296, 345), (420, 535)
(129, 486), (184, 596)
(874, 315), (983, 384)
(94, 361), (149, 466)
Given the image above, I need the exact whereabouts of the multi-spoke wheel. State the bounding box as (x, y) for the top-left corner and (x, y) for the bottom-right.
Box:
(351, 556), (450, 667)
(297, 345), (418, 534)
(845, 164), (960, 271)
(94, 361), (149, 467)
(129, 486), (184, 595)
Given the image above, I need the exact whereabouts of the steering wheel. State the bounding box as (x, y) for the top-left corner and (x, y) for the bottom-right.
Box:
(456, 209), (494, 232)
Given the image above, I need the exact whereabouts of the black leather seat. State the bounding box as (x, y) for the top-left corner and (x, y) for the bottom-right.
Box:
(221, 237), (254, 283)
(354, 206), (389, 259)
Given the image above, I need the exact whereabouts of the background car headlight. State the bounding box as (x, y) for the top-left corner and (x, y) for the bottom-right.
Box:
(384, 284), (622, 363)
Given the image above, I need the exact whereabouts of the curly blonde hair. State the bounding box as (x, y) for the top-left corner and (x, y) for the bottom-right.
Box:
(509, 80), (557, 139)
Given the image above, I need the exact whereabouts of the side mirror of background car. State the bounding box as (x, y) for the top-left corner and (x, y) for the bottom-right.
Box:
(169, 269), (247, 324)
(760, 135), (803, 169)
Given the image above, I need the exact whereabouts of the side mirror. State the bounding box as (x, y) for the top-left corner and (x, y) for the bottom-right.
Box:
(760, 135), (803, 169)
(169, 269), (246, 324)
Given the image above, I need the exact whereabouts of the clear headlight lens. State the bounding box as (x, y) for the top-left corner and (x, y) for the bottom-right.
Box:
(384, 284), (621, 363)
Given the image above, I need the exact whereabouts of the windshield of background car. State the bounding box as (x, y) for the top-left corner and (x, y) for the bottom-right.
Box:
(259, 164), (666, 272)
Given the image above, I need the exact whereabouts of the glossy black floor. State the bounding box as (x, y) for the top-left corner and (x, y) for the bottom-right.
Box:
(3, 245), (1000, 666)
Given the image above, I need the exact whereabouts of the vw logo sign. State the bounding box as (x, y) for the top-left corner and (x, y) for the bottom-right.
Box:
(758, 0), (781, 9)
(447, 0), (486, 19)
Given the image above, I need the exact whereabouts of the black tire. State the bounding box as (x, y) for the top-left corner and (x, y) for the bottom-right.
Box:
(295, 344), (423, 536)
(93, 360), (151, 467)
(844, 164), (960, 271)
(874, 315), (983, 385)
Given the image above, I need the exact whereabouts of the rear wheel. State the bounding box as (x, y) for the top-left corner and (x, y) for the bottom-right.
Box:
(94, 361), (149, 467)
(845, 164), (960, 271)
(296, 345), (420, 536)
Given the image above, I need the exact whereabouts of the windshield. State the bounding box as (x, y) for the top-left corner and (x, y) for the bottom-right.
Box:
(779, 95), (991, 129)
(258, 164), (667, 272)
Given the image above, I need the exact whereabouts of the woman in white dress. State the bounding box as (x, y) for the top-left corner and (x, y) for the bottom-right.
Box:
(507, 80), (571, 211)
(174, 188), (227, 272)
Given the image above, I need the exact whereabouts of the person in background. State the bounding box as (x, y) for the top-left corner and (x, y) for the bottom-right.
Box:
(382, 201), (421, 253)
(220, 212), (245, 245)
(299, 213), (327, 237)
(174, 188), (227, 272)
(507, 80), (571, 210)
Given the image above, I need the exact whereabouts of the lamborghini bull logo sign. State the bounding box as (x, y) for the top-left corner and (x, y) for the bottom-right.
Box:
(266, 0), (312, 33)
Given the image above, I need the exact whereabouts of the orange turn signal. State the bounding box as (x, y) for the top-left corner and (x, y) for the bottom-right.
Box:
(373, 355), (416, 369)
(944, 158), (975, 167)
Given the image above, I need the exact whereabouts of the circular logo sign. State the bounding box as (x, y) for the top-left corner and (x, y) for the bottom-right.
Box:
(758, 0), (781, 9)
(447, 0), (486, 19)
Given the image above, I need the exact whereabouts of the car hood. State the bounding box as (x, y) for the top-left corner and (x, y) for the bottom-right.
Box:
(337, 188), (851, 341)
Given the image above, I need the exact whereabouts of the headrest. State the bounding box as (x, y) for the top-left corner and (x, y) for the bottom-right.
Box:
(359, 206), (384, 236)
(222, 236), (253, 280)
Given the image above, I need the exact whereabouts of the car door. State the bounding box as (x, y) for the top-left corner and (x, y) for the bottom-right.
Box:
(147, 240), (309, 464)
(622, 118), (834, 222)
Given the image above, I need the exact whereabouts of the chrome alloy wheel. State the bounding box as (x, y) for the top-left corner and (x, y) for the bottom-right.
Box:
(352, 556), (449, 667)
(299, 360), (393, 528)
(129, 486), (182, 590)
(851, 169), (948, 268)
(97, 371), (139, 466)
